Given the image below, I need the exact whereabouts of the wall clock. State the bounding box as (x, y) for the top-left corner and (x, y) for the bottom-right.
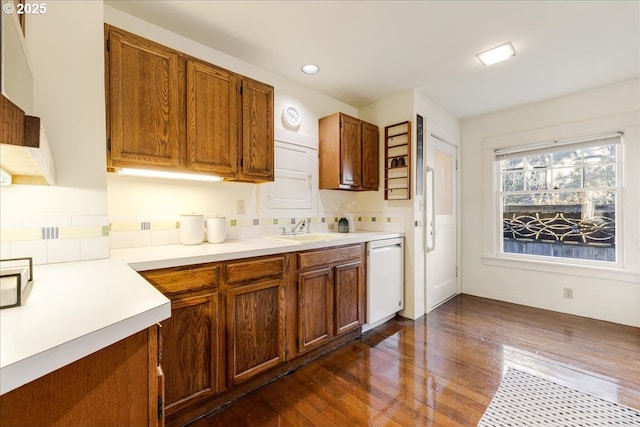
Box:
(281, 104), (301, 130)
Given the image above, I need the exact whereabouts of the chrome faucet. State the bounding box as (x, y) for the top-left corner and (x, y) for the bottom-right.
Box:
(280, 219), (310, 235)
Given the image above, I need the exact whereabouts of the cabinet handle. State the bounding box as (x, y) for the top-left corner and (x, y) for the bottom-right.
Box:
(425, 166), (436, 253)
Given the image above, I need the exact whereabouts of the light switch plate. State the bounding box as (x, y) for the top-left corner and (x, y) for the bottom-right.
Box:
(236, 200), (245, 214)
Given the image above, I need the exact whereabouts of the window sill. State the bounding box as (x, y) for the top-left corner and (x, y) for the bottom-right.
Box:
(481, 255), (639, 284)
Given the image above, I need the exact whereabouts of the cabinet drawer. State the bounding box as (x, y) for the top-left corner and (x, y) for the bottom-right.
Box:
(141, 263), (219, 295)
(224, 256), (285, 285)
(297, 245), (362, 270)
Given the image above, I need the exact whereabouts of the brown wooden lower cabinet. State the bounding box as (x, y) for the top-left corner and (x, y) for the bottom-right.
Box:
(334, 260), (364, 336)
(0, 326), (162, 427)
(226, 278), (285, 384)
(297, 267), (333, 353)
(162, 291), (224, 413)
(296, 244), (365, 356)
(224, 255), (286, 385)
(0, 244), (367, 427)
(140, 263), (224, 420)
(141, 245), (364, 426)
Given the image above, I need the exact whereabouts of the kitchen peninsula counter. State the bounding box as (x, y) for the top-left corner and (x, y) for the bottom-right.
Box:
(0, 231), (400, 396)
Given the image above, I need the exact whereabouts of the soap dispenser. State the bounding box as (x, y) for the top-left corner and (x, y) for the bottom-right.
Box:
(338, 217), (349, 233)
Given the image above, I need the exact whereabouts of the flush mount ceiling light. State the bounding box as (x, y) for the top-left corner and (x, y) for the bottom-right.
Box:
(116, 168), (224, 183)
(476, 42), (516, 66)
(301, 64), (319, 74)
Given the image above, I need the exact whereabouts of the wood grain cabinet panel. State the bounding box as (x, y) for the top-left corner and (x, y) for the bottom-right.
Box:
(0, 327), (160, 427)
(297, 267), (333, 353)
(239, 78), (274, 182)
(319, 112), (379, 191)
(226, 279), (284, 385)
(141, 263), (224, 420)
(105, 25), (274, 182)
(161, 292), (223, 413)
(106, 26), (184, 169)
(295, 244), (365, 356)
(334, 261), (363, 336)
(224, 256), (284, 285)
(141, 263), (219, 296)
(186, 59), (239, 177)
(361, 120), (380, 190)
(339, 114), (362, 187)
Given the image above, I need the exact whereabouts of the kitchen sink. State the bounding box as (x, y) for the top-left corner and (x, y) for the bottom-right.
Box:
(262, 232), (349, 244)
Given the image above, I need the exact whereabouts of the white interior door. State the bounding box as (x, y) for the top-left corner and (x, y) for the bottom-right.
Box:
(425, 135), (458, 311)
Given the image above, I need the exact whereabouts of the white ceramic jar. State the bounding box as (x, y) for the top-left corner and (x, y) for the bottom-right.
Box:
(179, 214), (204, 245)
(206, 217), (226, 243)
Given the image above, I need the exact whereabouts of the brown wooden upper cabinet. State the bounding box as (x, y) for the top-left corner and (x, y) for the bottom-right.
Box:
(105, 25), (274, 182)
(106, 26), (185, 169)
(318, 112), (379, 191)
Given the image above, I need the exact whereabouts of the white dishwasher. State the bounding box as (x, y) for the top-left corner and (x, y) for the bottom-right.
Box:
(366, 237), (404, 330)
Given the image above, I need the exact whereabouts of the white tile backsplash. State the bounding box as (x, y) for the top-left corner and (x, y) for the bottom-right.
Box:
(109, 231), (133, 249)
(131, 230), (152, 248)
(47, 239), (81, 263)
(80, 237), (110, 261)
(0, 242), (11, 259)
(151, 230), (170, 246)
(10, 240), (48, 265)
(1, 215), (111, 264)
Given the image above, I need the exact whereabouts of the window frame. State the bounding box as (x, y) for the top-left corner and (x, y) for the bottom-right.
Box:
(479, 113), (640, 284)
(493, 136), (623, 269)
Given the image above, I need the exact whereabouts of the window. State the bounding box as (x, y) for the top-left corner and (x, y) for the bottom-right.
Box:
(495, 133), (622, 264)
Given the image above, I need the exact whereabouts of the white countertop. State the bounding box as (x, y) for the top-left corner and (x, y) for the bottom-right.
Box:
(0, 231), (400, 395)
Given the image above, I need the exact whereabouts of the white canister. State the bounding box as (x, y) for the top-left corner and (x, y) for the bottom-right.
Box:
(206, 217), (226, 243)
(180, 214), (204, 245)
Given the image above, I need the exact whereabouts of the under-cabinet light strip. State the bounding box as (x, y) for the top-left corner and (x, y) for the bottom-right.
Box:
(116, 168), (224, 182)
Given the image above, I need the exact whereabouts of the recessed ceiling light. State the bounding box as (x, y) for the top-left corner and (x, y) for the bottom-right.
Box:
(301, 64), (319, 74)
(476, 42), (516, 66)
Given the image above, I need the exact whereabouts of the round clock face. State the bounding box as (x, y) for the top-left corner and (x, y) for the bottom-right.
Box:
(282, 105), (301, 129)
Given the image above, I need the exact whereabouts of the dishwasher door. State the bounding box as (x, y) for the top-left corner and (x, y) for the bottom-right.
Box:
(367, 237), (404, 326)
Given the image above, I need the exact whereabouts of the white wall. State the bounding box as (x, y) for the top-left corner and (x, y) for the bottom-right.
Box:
(0, 1), (107, 217)
(359, 90), (460, 319)
(461, 79), (640, 327)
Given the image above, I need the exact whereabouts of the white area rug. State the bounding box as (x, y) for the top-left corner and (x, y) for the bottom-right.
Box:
(478, 368), (640, 426)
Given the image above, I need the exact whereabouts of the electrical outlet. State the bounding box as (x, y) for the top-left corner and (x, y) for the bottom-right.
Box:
(236, 200), (245, 214)
(563, 288), (574, 299)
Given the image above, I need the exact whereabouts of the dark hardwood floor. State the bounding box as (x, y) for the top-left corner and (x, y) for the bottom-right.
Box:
(189, 294), (640, 427)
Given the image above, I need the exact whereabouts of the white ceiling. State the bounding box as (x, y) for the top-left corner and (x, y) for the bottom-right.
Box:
(105, 1), (640, 119)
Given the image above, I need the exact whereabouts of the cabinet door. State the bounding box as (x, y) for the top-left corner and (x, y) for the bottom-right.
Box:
(340, 114), (362, 187)
(361, 121), (379, 190)
(107, 27), (184, 169)
(239, 78), (274, 181)
(0, 328), (156, 427)
(186, 59), (239, 177)
(334, 260), (363, 336)
(162, 292), (223, 415)
(297, 267), (333, 354)
(226, 279), (284, 385)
